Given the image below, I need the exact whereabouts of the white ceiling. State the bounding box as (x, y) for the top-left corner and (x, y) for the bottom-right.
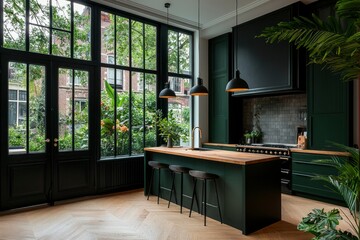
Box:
(92, 0), (317, 39)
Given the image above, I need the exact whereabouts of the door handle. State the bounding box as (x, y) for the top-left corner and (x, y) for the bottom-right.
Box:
(54, 138), (58, 143)
(45, 138), (50, 143)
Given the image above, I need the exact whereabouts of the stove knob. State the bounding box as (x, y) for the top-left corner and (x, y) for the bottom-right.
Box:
(256, 150), (259, 153)
(265, 150), (268, 154)
(274, 151), (277, 155)
(237, 148), (240, 152)
(270, 151), (273, 154)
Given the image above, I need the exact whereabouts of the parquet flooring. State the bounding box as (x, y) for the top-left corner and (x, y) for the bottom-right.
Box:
(0, 189), (353, 240)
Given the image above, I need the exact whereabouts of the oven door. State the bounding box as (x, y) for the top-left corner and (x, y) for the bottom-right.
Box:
(280, 158), (292, 194)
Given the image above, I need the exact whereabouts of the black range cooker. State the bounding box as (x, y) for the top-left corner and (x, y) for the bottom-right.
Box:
(236, 143), (297, 194)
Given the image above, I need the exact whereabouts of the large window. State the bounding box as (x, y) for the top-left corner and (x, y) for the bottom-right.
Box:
(167, 29), (192, 145)
(3, 0), (91, 60)
(2, 1), (193, 158)
(100, 11), (158, 158)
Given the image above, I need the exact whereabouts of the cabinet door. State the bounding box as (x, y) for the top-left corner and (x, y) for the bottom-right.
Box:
(209, 34), (231, 143)
(232, 2), (305, 96)
(307, 64), (350, 150)
(292, 153), (344, 202)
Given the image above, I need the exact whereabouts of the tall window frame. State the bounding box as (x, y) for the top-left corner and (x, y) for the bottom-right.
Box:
(167, 27), (193, 146)
(2, 0), (92, 60)
(99, 9), (159, 158)
(1, 0), (194, 160)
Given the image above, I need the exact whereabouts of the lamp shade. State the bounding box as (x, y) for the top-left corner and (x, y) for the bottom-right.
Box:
(189, 77), (208, 96)
(225, 70), (249, 92)
(159, 82), (176, 98)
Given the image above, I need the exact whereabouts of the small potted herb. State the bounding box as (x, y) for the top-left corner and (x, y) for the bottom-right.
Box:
(243, 131), (252, 144)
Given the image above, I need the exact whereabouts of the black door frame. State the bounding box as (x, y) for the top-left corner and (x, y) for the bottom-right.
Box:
(0, 54), (96, 209)
(1, 54), (53, 209)
(51, 61), (96, 201)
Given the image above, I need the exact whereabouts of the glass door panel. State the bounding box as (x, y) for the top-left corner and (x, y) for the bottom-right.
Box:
(8, 62), (46, 154)
(58, 68), (89, 152)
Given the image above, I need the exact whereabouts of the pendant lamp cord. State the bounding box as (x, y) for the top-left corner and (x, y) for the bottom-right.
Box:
(165, 3), (170, 26)
(235, 0), (238, 71)
(198, 0), (201, 78)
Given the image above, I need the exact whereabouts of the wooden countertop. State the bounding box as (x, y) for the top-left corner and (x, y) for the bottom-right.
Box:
(144, 147), (279, 165)
(290, 148), (351, 157)
(202, 142), (350, 157)
(202, 143), (237, 148)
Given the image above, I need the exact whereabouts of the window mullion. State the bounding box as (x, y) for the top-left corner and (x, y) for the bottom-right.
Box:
(70, 1), (74, 58)
(26, 0), (30, 51)
(114, 15), (117, 157)
(128, 19), (132, 155)
(72, 70), (75, 151)
(49, 0), (53, 55)
(26, 64), (30, 154)
(142, 23), (146, 149)
(177, 32), (180, 74)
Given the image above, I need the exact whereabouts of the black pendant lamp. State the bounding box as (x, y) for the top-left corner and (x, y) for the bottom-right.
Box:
(189, 0), (208, 96)
(225, 0), (249, 92)
(159, 82), (176, 98)
(189, 77), (208, 96)
(159, 3), (176, 99)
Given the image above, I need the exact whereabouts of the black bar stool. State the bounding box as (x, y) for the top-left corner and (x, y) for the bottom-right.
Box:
(168, 165), (199, 213)
(147, 161), (169, 204)
(189, 170), (222, 226)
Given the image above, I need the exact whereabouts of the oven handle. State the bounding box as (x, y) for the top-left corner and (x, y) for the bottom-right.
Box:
(280, 157), (290, 160)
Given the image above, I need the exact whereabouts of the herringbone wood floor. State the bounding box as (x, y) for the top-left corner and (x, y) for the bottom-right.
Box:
(0, 189), (353, 240)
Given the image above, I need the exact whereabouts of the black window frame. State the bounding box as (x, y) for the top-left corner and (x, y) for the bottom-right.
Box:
(0, 0), (194, 161)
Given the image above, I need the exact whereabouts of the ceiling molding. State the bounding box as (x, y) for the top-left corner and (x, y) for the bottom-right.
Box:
(96, 0), (199, 29)
(202, 0), (270, 30)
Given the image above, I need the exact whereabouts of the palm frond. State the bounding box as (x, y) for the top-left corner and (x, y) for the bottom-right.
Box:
(336, 0), (360, 22)
(258, 13), (360, 81)
(312, 144), (360, 238)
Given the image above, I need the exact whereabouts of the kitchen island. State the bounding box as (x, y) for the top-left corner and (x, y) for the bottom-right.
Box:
(144, 147), (281, 235)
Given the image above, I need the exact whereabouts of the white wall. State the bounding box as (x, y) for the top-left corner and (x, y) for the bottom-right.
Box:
(192, 31), (210, 146)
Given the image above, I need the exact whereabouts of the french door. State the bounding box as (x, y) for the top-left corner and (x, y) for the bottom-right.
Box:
(1, 56), (95, 210)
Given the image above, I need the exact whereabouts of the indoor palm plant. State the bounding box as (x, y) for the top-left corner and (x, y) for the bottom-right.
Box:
(258, 0), (360, 82)
(258, 0), (360, 238)
(297, 144), (359, 239)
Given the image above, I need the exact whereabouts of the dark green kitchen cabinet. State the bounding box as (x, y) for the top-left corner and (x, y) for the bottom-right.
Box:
(306, 1), (351, 151)
(292, 152), (344, 202)
(208, 33), (242, 143)
(232, 2), (306, 96)
(307, 64), (351, 150)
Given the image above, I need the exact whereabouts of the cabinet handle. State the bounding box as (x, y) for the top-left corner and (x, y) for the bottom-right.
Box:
(45, 138), (50, 143)
(54, 138), (58, 143)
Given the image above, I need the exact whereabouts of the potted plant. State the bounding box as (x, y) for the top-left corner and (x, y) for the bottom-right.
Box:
(243, 131), (253, 144)
(297, 144), (359, 239)
(251, 130), (262, 143)
(154, 110), (188, 147)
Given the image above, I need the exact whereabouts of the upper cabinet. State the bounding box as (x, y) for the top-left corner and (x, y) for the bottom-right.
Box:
(233, 2), (306, 96)
(208, 33), (243, 143)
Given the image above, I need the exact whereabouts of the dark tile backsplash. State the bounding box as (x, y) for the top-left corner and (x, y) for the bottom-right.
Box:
(242, 94), (307, 144)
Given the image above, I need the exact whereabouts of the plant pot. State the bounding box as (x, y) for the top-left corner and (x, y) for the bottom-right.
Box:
(167, 136), (173, 148)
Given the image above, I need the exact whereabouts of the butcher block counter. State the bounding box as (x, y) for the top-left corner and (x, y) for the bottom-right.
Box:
(144, 147), (281, 235)
(144, 146), (279, 165)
